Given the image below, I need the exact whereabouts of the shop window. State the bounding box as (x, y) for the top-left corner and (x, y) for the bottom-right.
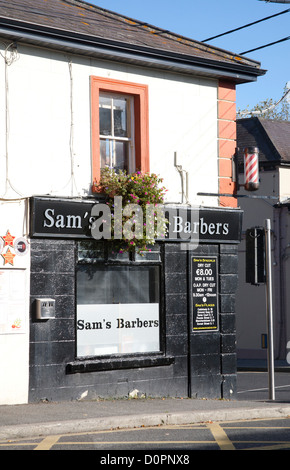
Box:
(76, 241), (161, 358)
(91, 76), (150, 184)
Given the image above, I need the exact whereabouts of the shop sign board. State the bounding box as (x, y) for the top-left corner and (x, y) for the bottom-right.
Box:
(164, 206), (242, 244)
(30, 197), (242, 244)
(191, 256), (218, 331)
(30, 197), (96, 239)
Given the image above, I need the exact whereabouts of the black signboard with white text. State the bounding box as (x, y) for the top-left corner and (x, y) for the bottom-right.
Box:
(191, 256), (218, 331)
(30, 197), (242, 244)
(164, 206), (242, 244)
(30, 197), (97, 239)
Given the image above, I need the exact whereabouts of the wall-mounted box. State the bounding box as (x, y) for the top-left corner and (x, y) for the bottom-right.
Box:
(35, 298), (55, 320)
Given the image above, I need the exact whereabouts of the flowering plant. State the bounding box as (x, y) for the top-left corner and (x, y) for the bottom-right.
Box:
(95, 168), (168, 253)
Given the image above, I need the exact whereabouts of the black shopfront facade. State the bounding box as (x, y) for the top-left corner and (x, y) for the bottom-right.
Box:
(29, 196), (242, 402)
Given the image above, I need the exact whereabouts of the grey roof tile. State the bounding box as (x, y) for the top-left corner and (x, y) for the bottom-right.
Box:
(0, 0), (264, 73)
(237, 118), (290, 165)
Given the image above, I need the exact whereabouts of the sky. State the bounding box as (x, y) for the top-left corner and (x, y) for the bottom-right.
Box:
(87, 0), (290, 112)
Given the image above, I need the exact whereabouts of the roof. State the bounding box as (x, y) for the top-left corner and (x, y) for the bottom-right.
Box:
(237, 117), (290, 166)
(0, 0), (266, 83)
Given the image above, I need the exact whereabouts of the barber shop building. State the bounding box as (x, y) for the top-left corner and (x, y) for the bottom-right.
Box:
(0, 0), (265, 404)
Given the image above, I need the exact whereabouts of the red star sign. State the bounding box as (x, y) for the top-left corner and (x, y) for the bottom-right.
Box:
(2, 248), (16, 266)
(2, 230), (15, 247)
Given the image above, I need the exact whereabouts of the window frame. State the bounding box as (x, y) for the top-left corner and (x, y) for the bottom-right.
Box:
(76, 264), (161, 358)
(75, 241), (164, 360)
(99, 92), (135, 172)
(67, 242), (174, 374)
(91, 76), (150, 185)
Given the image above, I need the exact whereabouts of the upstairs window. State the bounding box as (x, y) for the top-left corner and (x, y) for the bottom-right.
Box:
(99, 93), (135, 173)
(91, 76), (150, 184)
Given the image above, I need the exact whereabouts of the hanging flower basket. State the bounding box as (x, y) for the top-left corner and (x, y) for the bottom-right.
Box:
(92, 168), (168, 253)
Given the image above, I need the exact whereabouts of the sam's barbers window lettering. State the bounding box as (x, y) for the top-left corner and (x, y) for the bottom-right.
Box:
(77, 303), (160, 356)
(76, 264), (160, 357)
(192, 257), (218, 331)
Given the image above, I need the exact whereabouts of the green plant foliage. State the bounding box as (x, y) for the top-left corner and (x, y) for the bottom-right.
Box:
(94, 168), (168, 253)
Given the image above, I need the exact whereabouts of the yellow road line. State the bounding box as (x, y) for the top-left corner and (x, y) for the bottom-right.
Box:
(207, 423), (235, 450)
(42, 440), (216, 447)
(246, 443), (290, 451)
(34, 435), (60, 450)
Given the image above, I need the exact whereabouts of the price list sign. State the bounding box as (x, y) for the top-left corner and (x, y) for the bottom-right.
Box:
(191, 257), (218, 331)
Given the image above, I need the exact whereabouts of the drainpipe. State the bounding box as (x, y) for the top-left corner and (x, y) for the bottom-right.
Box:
(174, 152), (189, 204)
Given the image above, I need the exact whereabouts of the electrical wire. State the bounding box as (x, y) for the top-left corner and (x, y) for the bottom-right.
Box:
(240, 35), (290, 54)
(66, 58), (79, 196)
(1, 0), (289, 62)
(238, 86), (290, 116)
(0, 41), (25, 199)
(202, 8), (290, 42)
(0, 0), (256, 65)
(0, 42), (79, 200)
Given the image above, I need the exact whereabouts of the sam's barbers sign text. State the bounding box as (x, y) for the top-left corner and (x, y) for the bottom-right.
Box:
(164, 207), (242, 243)
(30, 197), (242, 243)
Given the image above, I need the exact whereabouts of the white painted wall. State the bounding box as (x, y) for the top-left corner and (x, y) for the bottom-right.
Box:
(0, 43), (219, 203)
(0, 41), (220, 404)
(0, 200), (30, 404)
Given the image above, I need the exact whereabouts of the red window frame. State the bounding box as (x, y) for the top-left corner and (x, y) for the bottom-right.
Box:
(90, 76), (150, 186)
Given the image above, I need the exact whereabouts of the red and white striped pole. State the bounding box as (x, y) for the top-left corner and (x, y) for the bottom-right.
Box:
(244, 146), (259, 191)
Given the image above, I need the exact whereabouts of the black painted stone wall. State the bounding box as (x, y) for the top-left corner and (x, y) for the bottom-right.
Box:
(29, 240), (76, 402)
(219, 244), (238, 399)
(29, 239), (238, 402)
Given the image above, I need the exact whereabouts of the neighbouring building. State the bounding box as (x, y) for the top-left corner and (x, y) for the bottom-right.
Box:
(236, 117), (290, 362)
(0, 0), (265, 404)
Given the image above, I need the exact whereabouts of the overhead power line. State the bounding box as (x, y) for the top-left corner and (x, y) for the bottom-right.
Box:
(202, 8), (290, 42)
(238, 86), (290, 117)
(240, 35), (290, 54)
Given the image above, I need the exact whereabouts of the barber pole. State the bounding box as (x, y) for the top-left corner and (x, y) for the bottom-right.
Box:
(244, 146), (259, 191)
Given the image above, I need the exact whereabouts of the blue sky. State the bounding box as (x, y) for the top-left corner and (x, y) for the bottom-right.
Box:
(88, 0), (290, 112)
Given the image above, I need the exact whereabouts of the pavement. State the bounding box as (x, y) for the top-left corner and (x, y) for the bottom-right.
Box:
(1, 360), (290, 441)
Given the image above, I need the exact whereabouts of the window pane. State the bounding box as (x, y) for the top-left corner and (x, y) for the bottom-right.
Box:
(99, 95), (111, 107)
(113, 97), (127, 137)
(77, 265), (159, 304)
(77, 241), (105, 262)
(99, 96), (111, 135)
(99, 93), (135, 173)
(100, 139), (111, 167)
(135, 245), (161, 262)
(115, 141), (129, 172)
(108, 248), (130, 261)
